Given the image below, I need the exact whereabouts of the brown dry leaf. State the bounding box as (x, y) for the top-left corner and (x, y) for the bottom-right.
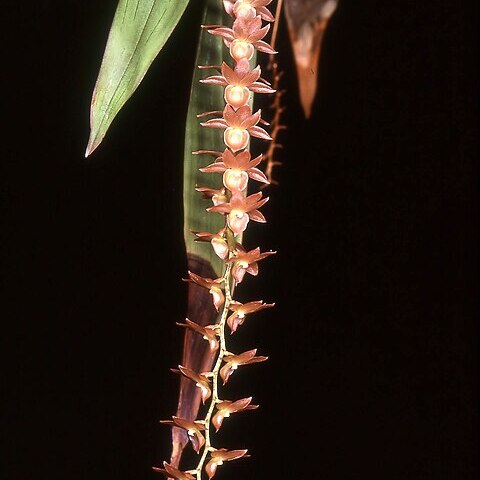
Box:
(170, 256), (219, 467)
(284, 0), (339, 117)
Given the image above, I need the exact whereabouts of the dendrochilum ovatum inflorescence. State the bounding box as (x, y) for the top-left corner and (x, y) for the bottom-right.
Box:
(154, 2), (277, 478)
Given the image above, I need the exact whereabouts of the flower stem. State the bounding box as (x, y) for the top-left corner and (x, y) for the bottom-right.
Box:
(195, 261), (233, 480)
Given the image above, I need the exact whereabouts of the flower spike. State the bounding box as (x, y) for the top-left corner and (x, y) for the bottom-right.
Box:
(165, 1), (278, 476)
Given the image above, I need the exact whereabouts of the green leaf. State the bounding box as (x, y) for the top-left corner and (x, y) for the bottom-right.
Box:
(183, 0), (229, 277)
(171, 3), (230, 466)
(86, 0), (190, 157)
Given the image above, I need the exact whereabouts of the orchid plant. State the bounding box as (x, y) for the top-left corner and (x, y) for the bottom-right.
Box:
(85, 0), (338, 478)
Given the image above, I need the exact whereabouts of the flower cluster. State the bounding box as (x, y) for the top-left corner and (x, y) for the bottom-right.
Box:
(156, 2), (277, 478)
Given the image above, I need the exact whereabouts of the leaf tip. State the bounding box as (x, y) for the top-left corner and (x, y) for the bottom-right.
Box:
(84, 133), (101, 158)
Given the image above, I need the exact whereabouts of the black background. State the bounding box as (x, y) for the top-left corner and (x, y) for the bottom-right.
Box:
(1, 1), (477, 479)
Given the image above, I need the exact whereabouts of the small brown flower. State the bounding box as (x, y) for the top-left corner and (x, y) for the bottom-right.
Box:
(207, 192), (269, 235)
(227, 300), (275, 332)
(176, 319), (219, 351)
(212, 397), (259, 431)
(208, 15), (275, 61)
(152, 462), (196, 480)
(201, 105), (271, 152)
(177, 365), (212, 404)
(224, 0), (275, 22)
(201, 59), (275, 109)
(227, 246), (276, 284)
(192, 229), (230, 260)
(200, 148), (269, 192)
(195, 186), (227, 206)
(183, 271), (225, 311)
(205, 449), (249, 479)
(220, 349), (268, 384)
(160, 416), (206, 453)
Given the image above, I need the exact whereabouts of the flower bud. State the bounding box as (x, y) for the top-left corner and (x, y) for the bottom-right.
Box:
(197, 382), (211, 404)
(205, 460), (220, 479)
(228, 209), (249, 235)
(224, 85), (250, 109)
(209, 286), (225, 311)
(234, 2), (256, 20)
(212, 410), (226, 431)
(212, 191), (228, 206)
(230, 39), (254, 61)
(211, 236), (229, 259)
(224, 127), (249, 152)
(223, 169), (249, 192)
